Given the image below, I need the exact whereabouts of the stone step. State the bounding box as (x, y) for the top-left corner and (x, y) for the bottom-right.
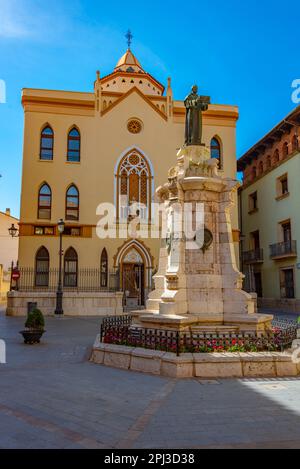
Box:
(191, 325), (239, 334)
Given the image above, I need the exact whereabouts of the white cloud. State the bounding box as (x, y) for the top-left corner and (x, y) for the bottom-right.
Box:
(0, 0), (31, 38)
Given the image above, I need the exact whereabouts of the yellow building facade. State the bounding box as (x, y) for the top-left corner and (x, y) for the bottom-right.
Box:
(11, 47), (240, 315)
(238, 105), (300, 312)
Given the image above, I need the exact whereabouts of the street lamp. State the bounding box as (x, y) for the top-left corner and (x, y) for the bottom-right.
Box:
(55, 218), (65, 315)
(8, 223), (19, 238)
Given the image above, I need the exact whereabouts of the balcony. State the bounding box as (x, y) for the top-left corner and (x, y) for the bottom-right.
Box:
(242, 248), (264, 264)
(269, 240), (297, 260)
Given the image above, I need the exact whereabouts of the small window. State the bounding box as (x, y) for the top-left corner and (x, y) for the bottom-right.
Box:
(67, 127), (80, 162)
(276, 174), (289, 198)
(34, 226), (54, 235)
(251, 166), (257, 180)
(249, 191), (258, 213)
(66, 185), (79, 221)
(258, 161), (264, 175)
(63, 226), (81, 236)
(266, 155), (272, 169)
(40, 125), (54, 160)
(210, 137), (222, 168)
(38, 184), (51, 220)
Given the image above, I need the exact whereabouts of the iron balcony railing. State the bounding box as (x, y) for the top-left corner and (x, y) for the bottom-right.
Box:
(13, 267), (121, 292)
(269, 240), (297, 259)
(242, 248), (264, 263)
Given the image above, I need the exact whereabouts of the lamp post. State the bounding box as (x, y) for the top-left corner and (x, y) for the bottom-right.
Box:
(55, 219), (65, 315)
(8, 223), (20, 290)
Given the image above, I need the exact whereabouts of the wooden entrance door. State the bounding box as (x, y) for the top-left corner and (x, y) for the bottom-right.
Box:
(122, 263), (144, 306)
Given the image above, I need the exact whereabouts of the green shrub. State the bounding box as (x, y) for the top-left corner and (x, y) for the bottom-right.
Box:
(25, 309), (45, 330)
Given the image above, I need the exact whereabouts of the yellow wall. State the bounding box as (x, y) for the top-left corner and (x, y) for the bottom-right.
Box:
(19, 64), (239, 280)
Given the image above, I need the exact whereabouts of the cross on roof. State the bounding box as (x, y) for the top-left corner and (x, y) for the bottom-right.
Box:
(125, 29), (133, 49)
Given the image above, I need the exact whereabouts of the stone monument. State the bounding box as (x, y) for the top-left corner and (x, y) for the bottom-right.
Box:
(132, 85), (273, 333)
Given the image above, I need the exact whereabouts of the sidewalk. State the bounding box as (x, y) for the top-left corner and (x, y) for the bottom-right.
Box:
(1, 306), (300, 449)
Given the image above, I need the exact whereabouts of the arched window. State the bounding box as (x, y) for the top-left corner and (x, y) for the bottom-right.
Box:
(273, 149), (279, 164)
(66, 185), (79, 221)
(266, 155), (272, 169)
(292, 135), (298, 152)
(258, 161), (264, 175)
(100, 248), (108, 288)
(35, 246), (49, 287)
(210, 137), (222, 168)
(116, 150), (152, 221)
(282, 142), (289, 158)
(40, 125), (54, 160)
(67, 127), (80, 162)
(292, 135), (298, 151)
(252, 166), (257, 180)
(38, 183), (51, 220)
(64, 247), (78, 287)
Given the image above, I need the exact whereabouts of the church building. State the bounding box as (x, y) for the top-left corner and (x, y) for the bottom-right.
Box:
(8, 38), (240, 315)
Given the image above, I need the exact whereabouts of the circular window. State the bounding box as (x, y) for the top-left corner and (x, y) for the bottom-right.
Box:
(127, 119), (142, 134)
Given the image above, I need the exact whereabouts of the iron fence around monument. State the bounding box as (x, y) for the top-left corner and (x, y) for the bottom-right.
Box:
(14, 267), (120, 293)
(100, 315), (298, 357)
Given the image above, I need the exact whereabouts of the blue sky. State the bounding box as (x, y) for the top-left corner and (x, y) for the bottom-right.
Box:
(0, 0), (299, 218)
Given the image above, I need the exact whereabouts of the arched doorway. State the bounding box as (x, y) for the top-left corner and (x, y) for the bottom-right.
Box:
(114, 240), (153, 309)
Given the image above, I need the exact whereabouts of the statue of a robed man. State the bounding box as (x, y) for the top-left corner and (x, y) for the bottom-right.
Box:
(184, 85), (210, 146)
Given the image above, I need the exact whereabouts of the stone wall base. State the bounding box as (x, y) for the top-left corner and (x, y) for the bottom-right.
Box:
(258, 298), (300, 313)
(6, 291), (124, 316)
(90, 336), (300, 378)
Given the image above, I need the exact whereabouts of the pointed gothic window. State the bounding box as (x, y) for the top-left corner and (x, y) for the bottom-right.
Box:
(292, 135), (298, 152)
(273, 149), (279, 164)
(210, 137), (222, 169)
(64, 247), (78, 287)
(282, 142), (289, 158)
(35, 246), (50, 286)
(67, 127), (80, 162)
(100, 248), (108, 288)
(66, 185), (79, 221)
(38, 183), (51, 220)
(116, 150), (152, 221)
(40, 125), (54, 160)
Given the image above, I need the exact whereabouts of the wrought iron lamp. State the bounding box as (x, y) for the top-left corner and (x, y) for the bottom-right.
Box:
(8, 223), (19, 238)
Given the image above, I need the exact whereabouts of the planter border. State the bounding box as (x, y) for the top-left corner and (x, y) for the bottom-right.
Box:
(90, 335), (300, 378)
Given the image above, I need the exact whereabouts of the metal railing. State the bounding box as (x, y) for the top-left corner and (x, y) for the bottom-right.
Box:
(270, 240), (297, 258)
(242, 248), (264, 263)
(14, 267), (120, 292)
(100, 315), (298, 356)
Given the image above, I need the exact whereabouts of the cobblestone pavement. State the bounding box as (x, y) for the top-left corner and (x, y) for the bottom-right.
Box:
(1, 307), (300, 449)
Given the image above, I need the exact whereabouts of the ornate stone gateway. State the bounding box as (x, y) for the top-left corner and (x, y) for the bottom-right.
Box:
(121, 247), (145, 308)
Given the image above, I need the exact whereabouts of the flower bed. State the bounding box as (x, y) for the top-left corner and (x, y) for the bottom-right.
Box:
(101, 322), (297, 356)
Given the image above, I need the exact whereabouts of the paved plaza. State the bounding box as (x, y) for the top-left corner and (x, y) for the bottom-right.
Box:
(1, 306), (300, 449)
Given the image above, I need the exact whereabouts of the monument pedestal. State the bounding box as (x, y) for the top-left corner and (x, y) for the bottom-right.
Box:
(132, 144), (273, 333)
